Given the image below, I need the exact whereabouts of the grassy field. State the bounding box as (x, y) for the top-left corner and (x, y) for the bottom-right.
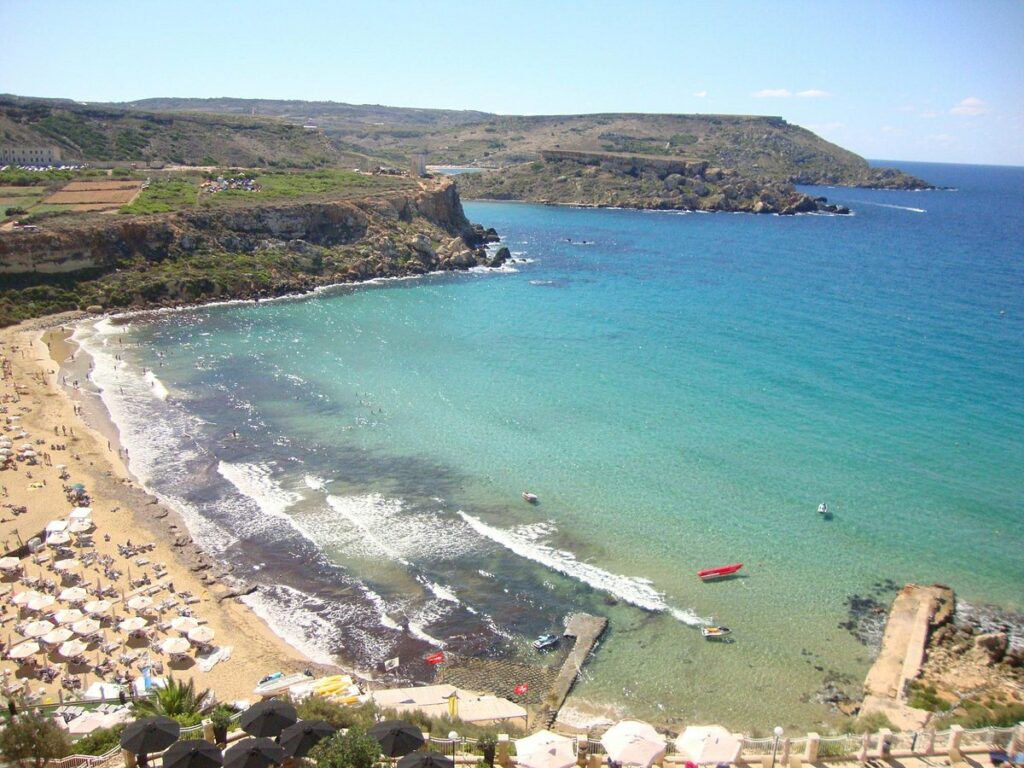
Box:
(216, 168), (415, 202)
(0, 186), (46, 210)
(120, 177), (200, 214)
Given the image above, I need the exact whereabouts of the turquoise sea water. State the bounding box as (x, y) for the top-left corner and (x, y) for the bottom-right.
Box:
(74, 161), (1024, 730)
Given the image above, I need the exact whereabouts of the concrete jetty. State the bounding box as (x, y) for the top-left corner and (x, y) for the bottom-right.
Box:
(861, 583), (954, 729)
(536, 612), (608, 728)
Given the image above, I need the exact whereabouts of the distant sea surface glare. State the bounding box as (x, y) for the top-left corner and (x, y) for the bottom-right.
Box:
(75, 162), (1024, 730)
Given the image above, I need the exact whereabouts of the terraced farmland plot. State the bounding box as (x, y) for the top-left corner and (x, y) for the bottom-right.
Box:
(43, 180), (144, 208)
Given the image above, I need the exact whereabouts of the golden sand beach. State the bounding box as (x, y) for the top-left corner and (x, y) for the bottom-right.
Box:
(0, 314), (330, 708)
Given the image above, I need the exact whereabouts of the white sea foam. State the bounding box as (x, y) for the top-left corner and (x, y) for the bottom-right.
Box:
(241, 584), (341, 666)
(313, 494), (477, 563)
(143, 370), (169, 400)
(216, 461), (317, 542)
(420, 577), (460, 605)
(855, 201), (926, 213)
(73, 320), (237, 553)
(304, 474), (327, 491)
(458, 511), (706, 625)
(360, 585), (402, 631)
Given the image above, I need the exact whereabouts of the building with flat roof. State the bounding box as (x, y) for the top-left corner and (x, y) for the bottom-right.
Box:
(0, 146), (63, 166)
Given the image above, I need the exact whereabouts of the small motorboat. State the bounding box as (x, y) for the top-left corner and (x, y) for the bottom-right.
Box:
(522, 491), (539, 504)
(817, 502), (829, 515)
(701, 625), (732, 641)
(697, 563), (743, 581)
(532, 633), (560, 651)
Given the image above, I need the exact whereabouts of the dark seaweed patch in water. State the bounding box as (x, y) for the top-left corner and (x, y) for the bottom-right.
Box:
(839, 579), (900, 650)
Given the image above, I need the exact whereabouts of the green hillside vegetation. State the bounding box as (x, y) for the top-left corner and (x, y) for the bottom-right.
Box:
(2, 95), (928, 189)
(0, 96), (348, 168)
(115, 97), (929, 188)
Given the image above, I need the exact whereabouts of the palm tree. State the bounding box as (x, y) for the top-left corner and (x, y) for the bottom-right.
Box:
(132, 675), (210, 720)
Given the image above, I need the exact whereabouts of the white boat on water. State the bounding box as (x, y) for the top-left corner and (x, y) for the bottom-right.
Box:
(701, 625), (732, 641)
(522, 491), (538, 504)
(817, 502), (829, 515)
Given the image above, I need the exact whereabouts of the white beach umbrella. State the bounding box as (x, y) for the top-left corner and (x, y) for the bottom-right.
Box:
(46, 531), (72, 547)
(187, 626), (215, 645)
(54, 608), (85, 625)
(600, 721), (667, 768)
(22, 619), (56, 638)
(68, 519), (93, 534)
(20, 449), (35, 458)
(0, 556), (22, 571)
(41, 627), (74, 646)
(45, 520), (69, 534)
(12, 590), (42, 606)
(59, 586), (89, 604)
(8, 640), (41, 659)
(159, 636), (190, 655)
(27, 594), (56, 612)
(127, 595), (153, 612)
(71, 618), (101, 636)
(170, 616), (200, 634)
(119, 616), (149, 632)
(69, 507), (93, 520)
(53, 558), (82, 573)
(59, 639), (89, 659)
(675, 726), (742, 765)
(84, 599), (112, 615)
(515, 730), (577, 768)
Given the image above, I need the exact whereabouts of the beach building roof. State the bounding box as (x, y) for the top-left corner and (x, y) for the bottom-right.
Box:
(370, 684), (527, 728)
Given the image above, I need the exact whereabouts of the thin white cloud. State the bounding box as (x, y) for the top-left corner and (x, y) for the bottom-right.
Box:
(925, 133), (954, 143)
(950, 97), (989, 116)
(693, 90), (708, 98)
(797, 89), (830, 98)
(880, 125), (907, 136)
(752, 88), (792, 98)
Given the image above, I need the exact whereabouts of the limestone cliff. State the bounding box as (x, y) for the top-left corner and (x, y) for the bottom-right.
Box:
(0, 179), (504, 326)
(457, 150), (850, 215)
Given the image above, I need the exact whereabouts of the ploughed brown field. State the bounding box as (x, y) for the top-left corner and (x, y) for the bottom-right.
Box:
(42, 180), (145, 208)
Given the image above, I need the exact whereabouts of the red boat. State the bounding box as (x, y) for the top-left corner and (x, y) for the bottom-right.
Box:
(697, 563), (743, 581)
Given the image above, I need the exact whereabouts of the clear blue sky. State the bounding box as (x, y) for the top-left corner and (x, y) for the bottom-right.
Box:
(2, 0), (1022, 165)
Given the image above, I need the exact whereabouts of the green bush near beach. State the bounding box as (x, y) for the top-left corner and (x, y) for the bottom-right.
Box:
(70, 724), (125, 755)
(0, 711), (73, 767)
(309, 725), (381, 768)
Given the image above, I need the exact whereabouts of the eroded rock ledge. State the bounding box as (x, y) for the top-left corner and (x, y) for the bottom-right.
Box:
(0, 178), (507, 323)
(457, 150), (851, 215)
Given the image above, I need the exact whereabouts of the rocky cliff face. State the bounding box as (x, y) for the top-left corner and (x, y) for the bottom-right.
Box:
(0, 179), (486, 276)
(458, 151), (850, 215)
(0, 179), (507, 326)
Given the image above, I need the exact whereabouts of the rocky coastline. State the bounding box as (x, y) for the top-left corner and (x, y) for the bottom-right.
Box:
(457, 151), (851, 215)
(0, 178), (511, 325)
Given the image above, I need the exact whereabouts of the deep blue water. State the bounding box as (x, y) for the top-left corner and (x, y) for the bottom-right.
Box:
(75, 161), (1024, 729)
